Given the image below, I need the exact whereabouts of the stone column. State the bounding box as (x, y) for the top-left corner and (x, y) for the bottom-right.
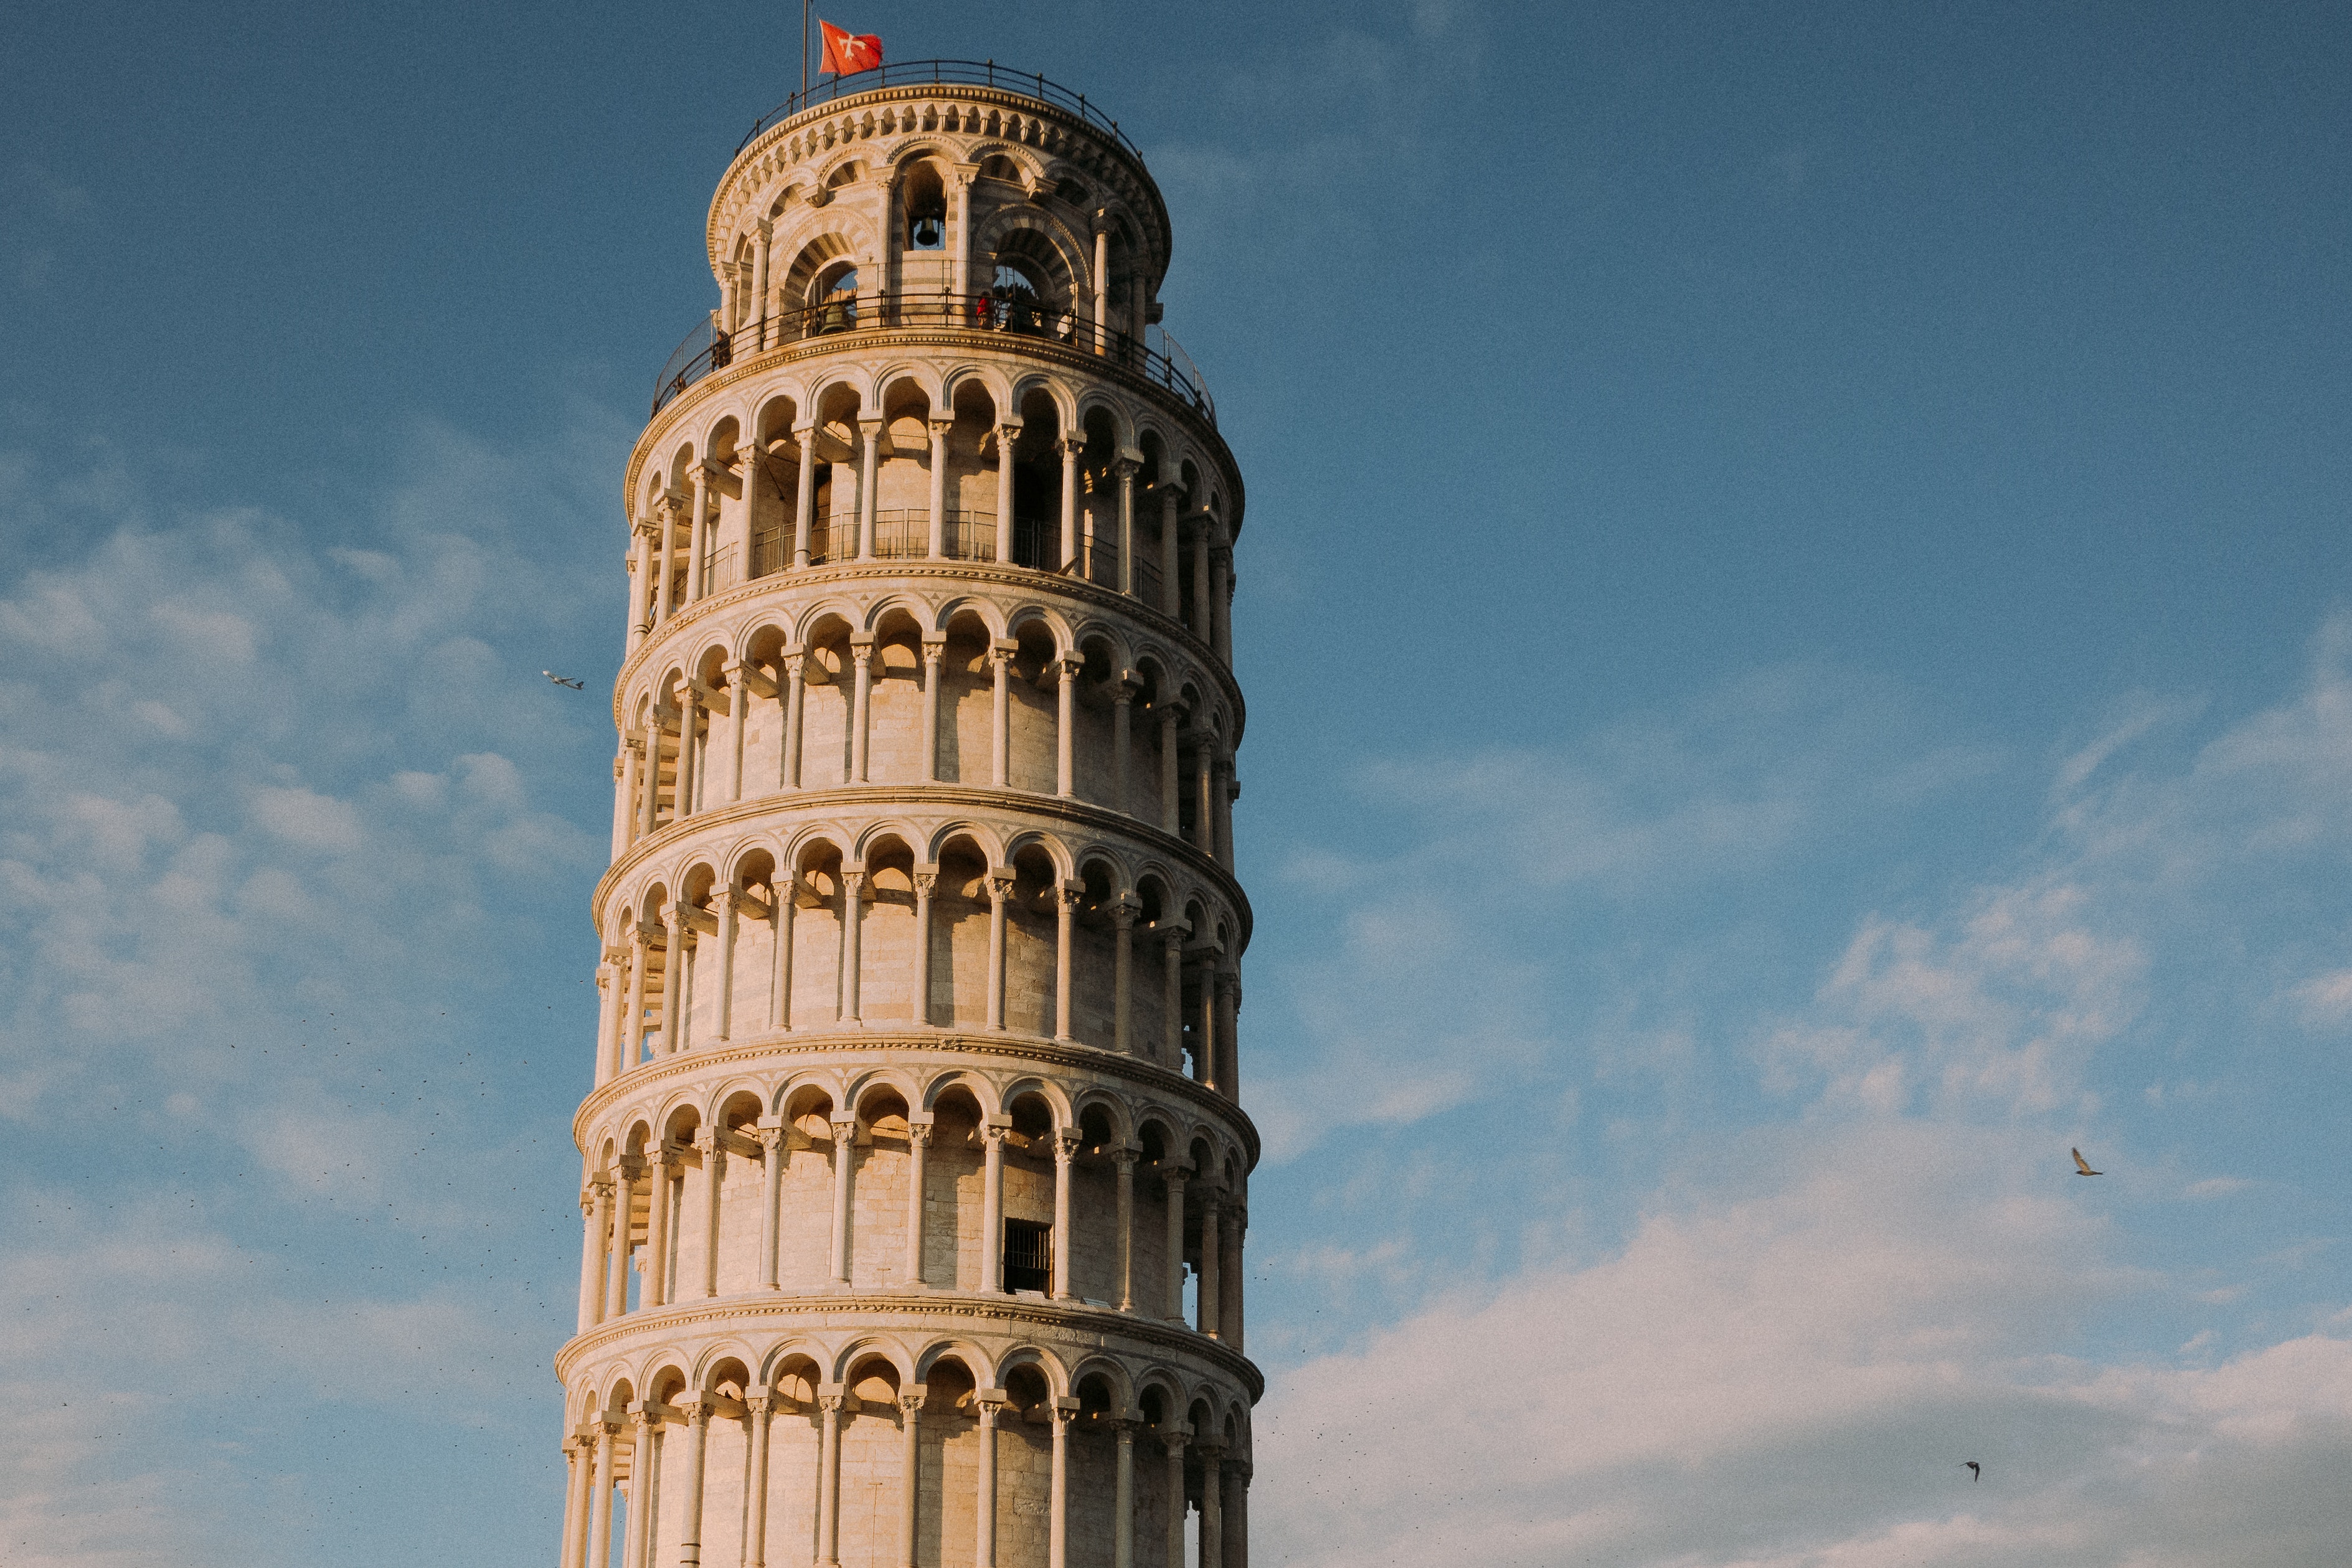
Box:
(840, 867), (867, 1024)
(585, 1420), (619, 1568)
(1195, 744), (1217, 857)
(560, 1435), (588, 1568)
(1103, 1420), (1135, 1568)
(1194, 960), (1216, 1088)
(1053, 881), (1080, 1041)
(712, 889), (738, 1043)
(1229, 1462), (1250, 1568)
(676, 1400), (711, 1568)
(630, 521), (654, 651)
(1049, 1400), (1076, 1568)
(1161, 1432), (1187, 1568)
(849, 639), (874, 783)
(792, 425), (817, 567)
(988, 642), (1014, 787)
(782, 651), (807, 789)
(1210, 525), (1232, 664)
(621, 927), (648, 1075)
(1157, 707), (1183, 836)
(1114, 456), (1139, 595)
(919, 641), (945, 781)
(993, 422), (1019, 565)
(1158, 489), (1182, 619)
(655, 499), (679, 626)
(948, 169), (973, 295)
(594, 952), (620, 1085)
(979, 1124), (1007, 1292)
(1092, 223), (1112, 352)
(694, 1128), (722, 1298)
(1112, 679), (1136, 815)
(639, 725), (663, 839)
(985, 872), (1013, 1030)
(1113, 1149), (1137, 1311)
(723, 666), (748, 805)
(771, 877), (796, 1030)
(1054, 654), (1080, 797)
(1216, 971), (1242, 1097)
(1050, 1129), (1079, 1300)
(747, 220), (772, 349)
(579, 1178), (613, 1329)
(904, 1120), (932, 1285)
(1161, 1167), (1188, 1321)
(1225, 1202), (1247, 1351)
(974, 1392), (1006, 1568)
(612, 745), (636, 859)
(605, 1161), (636, 1319)
(816, 1389), (846, 1567)
(910, 866), (937, 1025)
(927, 417), (952, 557)
(897, 1391), (925, 1568)
(1110, 899), (1137, 1055)
(1198, 1447), (1224, 1568)
(856, 418), (882, 559)
(1059, 435), (1083, 571)
(642, 1150), (673, 1309)
(623, 1410), (658, 1568)
(661, 905), (688, 1054)
(755, 1125), (783, 1289)
(743, 1395), (773, 1568)
(1198, 1197), (1221, 1338)
(1191, 514), (1211, 641)
(686, 468), (709, 604)
(828, 1119), (858, 1285)
(1216, 760), (1237, 873)
(1161, 930), (1186, 1069)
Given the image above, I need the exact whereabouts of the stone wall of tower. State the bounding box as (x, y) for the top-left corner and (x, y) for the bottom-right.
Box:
(554, 72), (1258, 1568)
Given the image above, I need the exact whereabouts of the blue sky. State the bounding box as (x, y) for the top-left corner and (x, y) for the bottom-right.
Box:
(5, 2), (2351, 1564)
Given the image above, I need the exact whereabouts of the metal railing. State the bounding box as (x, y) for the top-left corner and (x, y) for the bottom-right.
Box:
(736, 61), (1145, 162)
(651, 291), (1214, 425)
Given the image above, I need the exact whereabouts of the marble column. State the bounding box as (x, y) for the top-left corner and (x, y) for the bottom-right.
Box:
(980, 1125), (1007, 1292)
(585, 1421), (619, 1568)
(1111, 899), (1137, 1055)
(828, 1119), (858, 1285)
(985, 872), (1012, 1030)
(974, 1394), (1004, 1568)
(910, 867), (937, 1025)
(743, 1395), (773, 1568)
(904, 1120), (932, 1286)
(579, 1178), (612, 1330)
(919, 642), (945, 781)
(756, 1125), (783, 1290)
(1053, 882), (1079, 1041)
(1050, 1130), (1079, 1300)
(1113, 1149), (1138, 1311)
(1161, 1168), (1188, 1321)
(642, 1150), (673, 1309)
(897, 1391), (925, 1568)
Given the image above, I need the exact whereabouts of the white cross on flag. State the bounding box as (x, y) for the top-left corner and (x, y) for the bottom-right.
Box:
(819, 20), (882, 74)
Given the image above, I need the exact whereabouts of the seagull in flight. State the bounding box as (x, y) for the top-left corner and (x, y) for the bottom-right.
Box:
(2072, 1148), (2103, 1176)
(542, 670), (586, 690)
(1963, 1461), (1980, 1481)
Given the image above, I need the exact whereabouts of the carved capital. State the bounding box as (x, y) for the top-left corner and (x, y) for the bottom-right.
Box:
(911, 869), (938, 899)
(1053, 1128), (1082, 1164)
(745, 1392), (773, 1417)
(978, 1124), (1009, 1152)
(1112, 455), (1141, 481)
(907, 1121), (935, 1150)
(752, 1125), (783, 1155)
(1112, 1146), (1140, 1173)
(830, 1119), (860, 1150)
(818, 1391), (848, 1415)
(899, 1390), (927, 1416)
(986, 871), (1016, 905)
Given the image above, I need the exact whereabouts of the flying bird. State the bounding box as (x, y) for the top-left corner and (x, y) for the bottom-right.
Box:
(542, 670), (585, 690)
(1964, 1461), (1980, 1481)
(2072, 1148), (2103, 1176)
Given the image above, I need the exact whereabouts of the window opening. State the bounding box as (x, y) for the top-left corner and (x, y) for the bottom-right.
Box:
(1003, 1218), (1051, 1293)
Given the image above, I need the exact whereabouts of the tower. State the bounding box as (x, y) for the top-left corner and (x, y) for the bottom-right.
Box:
(556, 64), (1255, 1568)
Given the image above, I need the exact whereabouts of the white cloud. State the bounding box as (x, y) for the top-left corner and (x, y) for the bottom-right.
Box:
(1254, 1122), (2346, 1568)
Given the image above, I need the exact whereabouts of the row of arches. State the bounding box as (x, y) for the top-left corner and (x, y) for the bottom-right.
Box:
(577, 1070), (1250, 1347)
(616, 595), (1239, 873)
(594, 824), (1244, 1102)
(628, 359), (1236, 667)
(560, 1335), (1247, 1568)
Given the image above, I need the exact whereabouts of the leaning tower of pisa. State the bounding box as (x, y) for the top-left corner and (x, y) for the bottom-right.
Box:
(555, 64), (1256, 1568)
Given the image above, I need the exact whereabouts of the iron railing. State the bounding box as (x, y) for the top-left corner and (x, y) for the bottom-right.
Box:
(736, 60), (1145, 162)
(650, 291), (1214, 425)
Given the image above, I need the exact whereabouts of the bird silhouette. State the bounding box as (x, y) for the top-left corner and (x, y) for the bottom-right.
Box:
(1964, 1461), (1980, 1481)
(2072, 1148), (2103, 1176)
(542, 671), (585, 690)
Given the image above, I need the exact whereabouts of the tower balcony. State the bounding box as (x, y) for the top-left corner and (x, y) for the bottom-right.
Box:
(651, 290), (1217, 430)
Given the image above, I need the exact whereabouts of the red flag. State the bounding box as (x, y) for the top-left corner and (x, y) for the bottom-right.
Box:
(818, 20), (882, 74)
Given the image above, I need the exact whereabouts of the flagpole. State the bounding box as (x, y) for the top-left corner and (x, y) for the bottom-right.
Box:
(801, 0), (810, 95)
